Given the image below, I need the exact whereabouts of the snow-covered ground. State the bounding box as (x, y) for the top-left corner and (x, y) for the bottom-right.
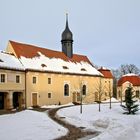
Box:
(0, 101), (139, 140)
(57, 102), (140, 140)
(0, 110), (67, 140)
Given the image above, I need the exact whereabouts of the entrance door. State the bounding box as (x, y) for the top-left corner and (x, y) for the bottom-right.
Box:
(73, 92), (76, 102)
(13, 92), (19, 109)
(0, 93), (4, 109)
(77, 93), (81, 102)
(32, 93), (37, 107)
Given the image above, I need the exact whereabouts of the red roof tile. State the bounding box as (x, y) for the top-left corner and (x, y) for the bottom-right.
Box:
(9, 40), (92, 64)
(118, 75), (140, 86)
(98, 68), (113, 78)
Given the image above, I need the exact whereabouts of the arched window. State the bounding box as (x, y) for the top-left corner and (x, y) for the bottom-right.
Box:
(82, 85), (86, 95)
(64, 84), (69, 96)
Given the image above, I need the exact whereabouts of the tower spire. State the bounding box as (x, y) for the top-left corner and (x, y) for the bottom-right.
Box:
(61, 14), (73, 58)
(66, 13), (68, 28)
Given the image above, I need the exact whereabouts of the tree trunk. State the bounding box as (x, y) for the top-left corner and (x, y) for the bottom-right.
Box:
(109, 92), (111, 109)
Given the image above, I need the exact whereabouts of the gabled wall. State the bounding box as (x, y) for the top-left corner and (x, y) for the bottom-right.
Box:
(117, 82), (140, 100)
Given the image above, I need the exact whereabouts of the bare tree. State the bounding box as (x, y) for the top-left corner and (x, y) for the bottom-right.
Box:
(74, 81), (87, 114)
(109, 81), (112, 109)
(127, 64), (139, 74)
(112, 64), (140, 79)
(111, 69), (121, 80)
(120, 64), (127, 75)
(95, 77), (105, 112)
(112, 64), (140, 98)
(120, 64), (140, 75)
(104, 80), (112, 109)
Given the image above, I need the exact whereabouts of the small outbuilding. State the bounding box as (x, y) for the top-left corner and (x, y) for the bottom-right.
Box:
(117, 73), (140, 100)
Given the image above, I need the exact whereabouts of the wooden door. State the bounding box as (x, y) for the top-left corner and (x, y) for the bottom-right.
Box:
(32, 93), (37, 107)
(72, 92), (76, 102)
(77, 93), (81, 102)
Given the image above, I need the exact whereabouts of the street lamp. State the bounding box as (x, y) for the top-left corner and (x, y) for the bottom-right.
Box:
(120, 86), (123, 105)
(109, 81), (111, 109)
(80, 92), (82, 114)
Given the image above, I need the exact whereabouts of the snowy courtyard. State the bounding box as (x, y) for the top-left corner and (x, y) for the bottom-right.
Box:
(0, 110), (67, 140)
(57, 102), (140, 140)
(0, 101), (140, 140)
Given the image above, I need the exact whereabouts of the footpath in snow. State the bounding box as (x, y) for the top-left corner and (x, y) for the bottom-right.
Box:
(57, 101), (140, 140)
(0, 100), (140, 140)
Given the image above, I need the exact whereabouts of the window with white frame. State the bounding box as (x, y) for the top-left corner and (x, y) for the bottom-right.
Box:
(32, 76), (37, 84)
(0, 74), (6, 83)
(48, 78), (51, 84)
(64, 84), (69, 96)
(16, 75), (20, 83)
(82, 85), (86, 95)
(48, 93), (52, 98)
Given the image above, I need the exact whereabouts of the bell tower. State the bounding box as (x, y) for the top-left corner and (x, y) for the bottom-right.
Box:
(61, 14), (73, 58)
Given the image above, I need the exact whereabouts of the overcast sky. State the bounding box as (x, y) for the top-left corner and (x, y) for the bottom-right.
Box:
(0, 0), (140, 69)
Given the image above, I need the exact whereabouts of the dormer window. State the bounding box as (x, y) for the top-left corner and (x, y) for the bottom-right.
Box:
(81, 68), (86, 71)
(0, 59), (3, 62)
(63, 66), (69, 69)
(41, 64), (47, 67)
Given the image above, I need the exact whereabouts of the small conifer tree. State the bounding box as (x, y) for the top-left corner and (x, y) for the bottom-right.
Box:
(121, 86), (139, 114)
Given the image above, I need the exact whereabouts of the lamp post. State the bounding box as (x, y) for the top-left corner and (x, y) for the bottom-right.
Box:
(78, 78), (83, 114)
(80, 90), (83, 114)
(109, 81), (111, 109)
(120, 86), (122, 105)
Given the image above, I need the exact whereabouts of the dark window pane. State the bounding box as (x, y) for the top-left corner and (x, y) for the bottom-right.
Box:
(16, 75), (20, 83)
(82, 85), (86, 95)
(33, 77), (36, 84)
(64, 84), (69, 96)
(1, 74), (5, 83)
(48, 78), (51, 84)
(48, 93), (51, 98)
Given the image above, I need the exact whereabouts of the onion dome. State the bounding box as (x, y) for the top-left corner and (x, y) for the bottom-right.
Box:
(61, 14), (73, 41)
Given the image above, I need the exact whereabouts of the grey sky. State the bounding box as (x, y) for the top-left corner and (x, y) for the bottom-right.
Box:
(0, 0), (140, 69)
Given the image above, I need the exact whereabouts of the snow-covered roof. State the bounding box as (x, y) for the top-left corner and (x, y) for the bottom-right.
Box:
(0, 51), (24, 71)
(98, 67), (113, 78)
(20, 52), (101, 76)
(122, 73), (137, 77)
(118, 73), (140, 86)
(99, 66), (109, 70)
(9, 41), (102, 76)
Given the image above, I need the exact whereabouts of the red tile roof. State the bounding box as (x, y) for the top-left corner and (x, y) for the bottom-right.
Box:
(9, 40), (92, 64)
(98, 68), (113, 78)
(118, 75), (140, 86)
